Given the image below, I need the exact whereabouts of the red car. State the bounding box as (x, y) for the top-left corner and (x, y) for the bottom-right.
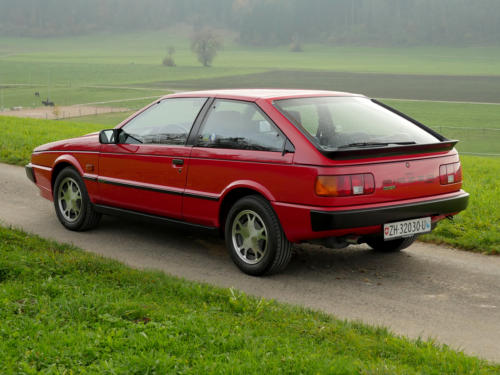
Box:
(26, 89), (468, 275)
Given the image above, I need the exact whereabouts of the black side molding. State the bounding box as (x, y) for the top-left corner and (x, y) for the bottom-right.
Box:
(96, 177), (219, 201)
(25, 164), (36, 183)
(311, 192), (469, 231)
(93, 204), (218, 231)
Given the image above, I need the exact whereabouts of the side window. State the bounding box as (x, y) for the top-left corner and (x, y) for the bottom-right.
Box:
(121, 97), (207, 145)
(197, 100), (285, 152)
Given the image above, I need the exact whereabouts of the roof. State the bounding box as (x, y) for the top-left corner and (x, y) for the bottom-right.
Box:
(164, 88), (363, 101)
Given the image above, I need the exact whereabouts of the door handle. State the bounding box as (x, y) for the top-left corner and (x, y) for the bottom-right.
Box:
(172, 159), (184, 166)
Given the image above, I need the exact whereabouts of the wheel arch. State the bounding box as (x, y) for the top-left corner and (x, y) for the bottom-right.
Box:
(218, 184), (275, 235)
(51, 155), (84, 190)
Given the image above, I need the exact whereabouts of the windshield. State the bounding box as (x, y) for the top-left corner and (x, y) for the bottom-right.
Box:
(274, 97), (439, 150)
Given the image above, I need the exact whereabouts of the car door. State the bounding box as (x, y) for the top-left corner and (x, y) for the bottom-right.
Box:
(97, 97), (208, 219)
(183, 99), (294, 227)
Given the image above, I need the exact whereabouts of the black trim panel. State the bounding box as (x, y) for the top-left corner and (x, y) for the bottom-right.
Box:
(186, 97), (215, 146)
(25, 164), (36, 183)
(83, 176), (98, 182)
(310, 192), (469, 231)
(183, 192), (219, 201)
(93, 204), (217, 231)
(97, 177), (219, 201)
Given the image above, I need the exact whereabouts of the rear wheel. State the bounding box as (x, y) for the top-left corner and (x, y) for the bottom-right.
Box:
(366, 235), (417, 253)
(225, 195), (291, 276)
(53, 167), (101, 231)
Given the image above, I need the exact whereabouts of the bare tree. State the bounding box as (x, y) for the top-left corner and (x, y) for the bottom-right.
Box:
(190, 28), (223, 67)
(289, 33), (303, 52)
(162, 45), (176, 67)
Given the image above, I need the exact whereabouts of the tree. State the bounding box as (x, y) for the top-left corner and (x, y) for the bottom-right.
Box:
(289, 33), (303, 52)
(162, 46), (176, 67)
(190, 28), (223, 67)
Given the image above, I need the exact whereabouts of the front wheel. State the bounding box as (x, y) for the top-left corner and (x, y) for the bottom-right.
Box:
(53, 167), (101, 231)
(225, 195), (291, 276)
(366, 235), (417, 253)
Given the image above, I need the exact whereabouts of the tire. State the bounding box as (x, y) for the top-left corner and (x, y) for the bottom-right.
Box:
(225, 195), (292, 276)
(53, 167), (101, 231)
(366, 235), (417, 253)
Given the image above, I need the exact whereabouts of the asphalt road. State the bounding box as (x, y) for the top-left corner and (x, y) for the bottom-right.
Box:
(1, 163), (499, 362)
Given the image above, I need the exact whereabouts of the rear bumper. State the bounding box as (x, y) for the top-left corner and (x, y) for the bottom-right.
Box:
(25, 164), (36, 183)
(310, 192), (469, 232)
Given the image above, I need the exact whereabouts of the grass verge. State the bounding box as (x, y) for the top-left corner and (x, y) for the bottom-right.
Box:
(0, 225), (498, 374)
(420, 155), (500, 254)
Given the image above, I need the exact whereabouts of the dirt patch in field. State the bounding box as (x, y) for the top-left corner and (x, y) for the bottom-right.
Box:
(0, 105), (129, 120)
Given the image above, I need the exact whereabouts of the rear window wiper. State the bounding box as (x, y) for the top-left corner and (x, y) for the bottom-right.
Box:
(338, 141), (416, 149)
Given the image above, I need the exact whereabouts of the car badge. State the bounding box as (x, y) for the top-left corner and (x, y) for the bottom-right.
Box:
(382, 179), (396, 190)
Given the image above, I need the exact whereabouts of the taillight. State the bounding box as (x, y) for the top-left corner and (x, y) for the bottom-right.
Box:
(439, 162), (462, 185)
(316, 174), (375, 197)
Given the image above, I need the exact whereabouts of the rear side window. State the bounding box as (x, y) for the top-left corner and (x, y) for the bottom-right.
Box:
(275, 97), (439, 150)
(197, 100), (285, 152)
(121, 97), (207, 145)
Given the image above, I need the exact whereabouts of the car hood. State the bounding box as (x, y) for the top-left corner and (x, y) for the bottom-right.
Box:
(34, 132), (100, 153)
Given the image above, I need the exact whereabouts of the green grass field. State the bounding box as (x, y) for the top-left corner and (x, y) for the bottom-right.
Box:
(2, 31), (500, 76)
(68, 98), (500, 131)
(420, 156), (500, 254)
(0, 84), (165, 109)
(383, 100), (500, 129)
(159, 70), (500, 103)
(0, 116), (105, 165)
(70, 110), (136, 125)
(1, 225), (498, 374)
(2, 31), (500, 113)
(0, 114), (497, 254)
(383, 100), (500, 155)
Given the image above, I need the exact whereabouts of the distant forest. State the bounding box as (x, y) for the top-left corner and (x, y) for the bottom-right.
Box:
(1, 0), (499, 46)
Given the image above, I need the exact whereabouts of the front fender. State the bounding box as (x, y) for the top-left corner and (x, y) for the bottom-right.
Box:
(52, 154), (85, 176)
(51, 154), (99, 203)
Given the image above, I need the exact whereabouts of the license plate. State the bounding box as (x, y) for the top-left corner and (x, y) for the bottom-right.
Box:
(383, 217), (431, 240)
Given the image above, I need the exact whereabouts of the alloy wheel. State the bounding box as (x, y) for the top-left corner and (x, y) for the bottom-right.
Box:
(231, 209), (269, 265)
(57, 177), (82, 222)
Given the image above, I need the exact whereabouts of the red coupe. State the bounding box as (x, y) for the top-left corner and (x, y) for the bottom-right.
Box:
(26, 89), (469, 275)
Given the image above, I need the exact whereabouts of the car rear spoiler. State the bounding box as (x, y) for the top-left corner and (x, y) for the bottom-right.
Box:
(321, 140), (459, 160)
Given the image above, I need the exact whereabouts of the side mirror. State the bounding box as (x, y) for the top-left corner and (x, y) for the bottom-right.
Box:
(99, 129), (120, 144)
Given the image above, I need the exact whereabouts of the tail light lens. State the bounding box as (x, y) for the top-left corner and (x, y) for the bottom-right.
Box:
(439, 162), (462, 185)
(316, 174), (375, 197)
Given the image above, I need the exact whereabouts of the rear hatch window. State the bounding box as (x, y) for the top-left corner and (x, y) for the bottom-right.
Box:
(274, 96), (444, 155)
